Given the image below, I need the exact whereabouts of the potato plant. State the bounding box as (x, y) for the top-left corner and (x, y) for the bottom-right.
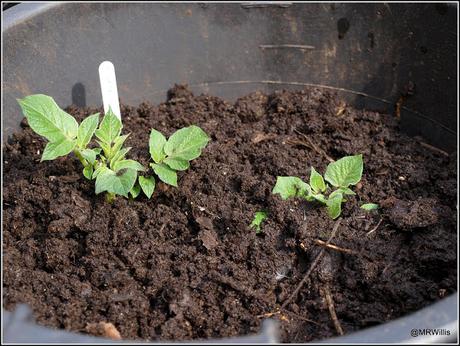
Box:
(17, 94), (209, 201)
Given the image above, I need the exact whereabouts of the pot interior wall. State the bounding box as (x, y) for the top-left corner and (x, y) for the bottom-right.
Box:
(3, 3), (457, 151)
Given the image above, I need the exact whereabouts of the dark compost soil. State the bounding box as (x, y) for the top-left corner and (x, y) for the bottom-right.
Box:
(3, 85), (457, 342)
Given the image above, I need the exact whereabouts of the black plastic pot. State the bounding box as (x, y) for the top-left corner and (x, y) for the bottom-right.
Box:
(2, 3), (458, 343)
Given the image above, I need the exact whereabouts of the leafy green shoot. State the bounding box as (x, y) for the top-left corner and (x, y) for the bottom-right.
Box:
(250, 211), (268, 234)
(272, 154), (376, 219)
(17, 94), (144, 201)
(146, 126), (209, 193)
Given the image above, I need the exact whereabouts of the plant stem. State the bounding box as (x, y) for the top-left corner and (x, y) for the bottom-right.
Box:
(73, 148), (88, 167)
(105, 192), (116, 203)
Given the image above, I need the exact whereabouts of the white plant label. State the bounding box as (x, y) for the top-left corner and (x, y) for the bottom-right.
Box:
(99, 61), (121, 120)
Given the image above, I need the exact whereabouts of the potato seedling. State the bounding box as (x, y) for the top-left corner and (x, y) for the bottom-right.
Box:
(250, 211), (268, 233)
(272, 154), (376, 219)
(17, 94), (144, 201)
(18, 95), (211, 201)
(130, 126), (210, 198)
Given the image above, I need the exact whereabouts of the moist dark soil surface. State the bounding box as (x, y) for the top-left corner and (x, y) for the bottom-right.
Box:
(3, 85), (457, 342)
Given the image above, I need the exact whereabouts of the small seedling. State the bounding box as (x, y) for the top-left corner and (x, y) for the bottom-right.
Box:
(250, 211), (268, 233)
(132, 126), (209, 198)
(272, 154), (376, 219)
(18, 94), (143, 201)
(361, 203), (379, 211)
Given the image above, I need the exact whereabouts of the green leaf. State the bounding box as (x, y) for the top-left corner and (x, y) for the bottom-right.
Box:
(151, 163), (178, 187)
(329, 189), (348, 202)
(95, 109), (122, 144)
(139, 176), (156, 199)
(310, 167), (326, 193)
(112, 159), (145, 172)
(92, 163), (107, 179)
(164, 125), (210, 161)
(361, 203), (379, 211)
(149, 129), (167, 163)
(163, 157), (190, 171)
(326, 192), (343, 219)
(130, 184), (141, 198)
(77, 113), (99, 148)
(312, 193), (327, 204)
(110, 147), (131, 166)
(17, 94), (78, 142)
(111, 134), (129, 157)
(338, 187), (356, 196)
(41, 138), (76, 161)
(272, 176), (311, 200)
(97, 140), (112, 158)
(80, 148), (97, 165)
(83, 165), (93, 180)
(324, 154), (363, 188)
(95, 166), (137, 197)
(92, 148), (102, 155)
(249, 211), (268, 234)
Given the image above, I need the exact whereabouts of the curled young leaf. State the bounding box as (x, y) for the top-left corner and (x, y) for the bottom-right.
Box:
(272, 176), (311, 200)
(92, 164), (106, 179)
(310, 167), (326, 193)
(83, 165), (93, 180)
(326, 192), (343, 219)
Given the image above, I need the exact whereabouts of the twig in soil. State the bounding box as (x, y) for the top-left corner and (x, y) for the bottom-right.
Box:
(281, 218), (342, 310)
(418, 141), (449, 157)
(321, 285), (344, 336)
(257, 309), (319, 326)
(366, 218), (383, 236)
(335, 101), (347, 116)
(292, 129), (334, 163)
(132, 247), (141, 260)
(313, 239), (358, 255)
(284, 310), (320, 325)
(259, 44), (315, 50)
(256, 310), (280, 318)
